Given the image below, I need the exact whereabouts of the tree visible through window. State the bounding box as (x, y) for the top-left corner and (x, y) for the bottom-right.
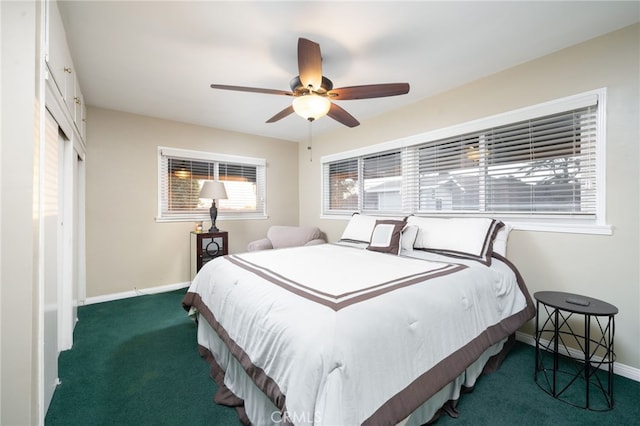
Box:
(327, 159), (359, 212)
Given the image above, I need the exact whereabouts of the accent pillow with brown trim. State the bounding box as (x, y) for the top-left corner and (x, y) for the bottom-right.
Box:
(366, 220), (407, 255)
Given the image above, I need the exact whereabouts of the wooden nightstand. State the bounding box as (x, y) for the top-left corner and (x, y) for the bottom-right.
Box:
(190, 231), (228, 279)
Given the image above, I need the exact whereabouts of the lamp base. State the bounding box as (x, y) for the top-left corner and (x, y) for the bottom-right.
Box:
(209, 203), (220, 233)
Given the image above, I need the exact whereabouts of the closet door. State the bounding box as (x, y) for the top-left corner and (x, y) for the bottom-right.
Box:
(59, 145), (84, 351)
(43, 110), (62, 412)
(43, 107), (86, 412)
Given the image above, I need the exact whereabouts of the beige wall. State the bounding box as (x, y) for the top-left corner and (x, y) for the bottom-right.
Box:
(85, 108), (299, 297)
(299, 24), (640, 369)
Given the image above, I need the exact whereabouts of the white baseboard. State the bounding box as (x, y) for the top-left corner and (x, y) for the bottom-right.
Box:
(81, 281), (191, 306)
(515, 331), (640, 382)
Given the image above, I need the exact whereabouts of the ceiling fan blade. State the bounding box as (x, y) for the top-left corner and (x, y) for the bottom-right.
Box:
(298, 38), (322, 91)
(328, 83), (410, 100)
(266, 105), (295, 123)
(210, 84), (293, 96)
(327, 103), (360, 128)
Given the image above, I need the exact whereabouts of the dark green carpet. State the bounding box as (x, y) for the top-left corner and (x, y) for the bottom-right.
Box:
(46, 289), (640, 425)
(45, 289), (239, 426)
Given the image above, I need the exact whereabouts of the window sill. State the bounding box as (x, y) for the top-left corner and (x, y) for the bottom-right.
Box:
(507, 221), (612, 235)
(156, 214), (268, 223)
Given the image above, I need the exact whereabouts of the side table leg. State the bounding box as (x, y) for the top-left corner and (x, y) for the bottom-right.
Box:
(585, 314), (591, 409)
(608, 315), (615, 409)
(534, 300), (540, 382)
(553, 308), (559, 397)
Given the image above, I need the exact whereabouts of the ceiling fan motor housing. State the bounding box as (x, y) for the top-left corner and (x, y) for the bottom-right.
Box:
(290, 75), (334, 95)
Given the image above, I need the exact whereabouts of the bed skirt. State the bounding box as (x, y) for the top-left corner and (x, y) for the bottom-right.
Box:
(195, 313), (515, 426)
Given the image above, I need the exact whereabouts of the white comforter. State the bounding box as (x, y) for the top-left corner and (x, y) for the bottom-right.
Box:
(185, 243), (533, 425)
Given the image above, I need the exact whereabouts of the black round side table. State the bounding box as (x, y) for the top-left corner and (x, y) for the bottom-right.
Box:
(534, 291), (618, 411)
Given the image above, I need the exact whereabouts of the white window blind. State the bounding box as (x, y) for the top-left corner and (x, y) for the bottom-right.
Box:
(157, 147), (266, 221)
(323, 158), (359, 214)
(322, 89), (603, 227)
(485, 107), (597, 216)
(414, 106), (597, 217)
(362, 150), (403, 213)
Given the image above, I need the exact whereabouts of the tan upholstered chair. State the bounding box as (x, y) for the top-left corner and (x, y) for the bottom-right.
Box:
(247, 225), (326, 251)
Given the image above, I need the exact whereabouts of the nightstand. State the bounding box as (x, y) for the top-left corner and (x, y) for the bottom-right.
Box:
(534, 291), (618, 411)
(190, 231), (228, 279)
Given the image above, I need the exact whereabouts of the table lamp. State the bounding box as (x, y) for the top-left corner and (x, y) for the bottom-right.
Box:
(199, 181), (228, 232)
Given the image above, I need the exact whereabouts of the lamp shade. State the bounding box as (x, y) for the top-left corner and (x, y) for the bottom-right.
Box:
(292, 94), (331, 121)
(199, 181), (228, 200)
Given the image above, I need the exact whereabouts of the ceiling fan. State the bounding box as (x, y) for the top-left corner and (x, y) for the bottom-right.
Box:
(210, 38), (410, 128)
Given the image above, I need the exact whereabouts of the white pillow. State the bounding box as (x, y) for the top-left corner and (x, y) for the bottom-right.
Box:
(400, 225), (419, 252)
(407, 216), (503, 265)
(340, 213), (405, 243)
(340, 214), (380, 243)
(492, 223), (512, 257)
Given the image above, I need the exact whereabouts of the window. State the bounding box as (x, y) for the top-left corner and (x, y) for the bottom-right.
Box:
(322, 89), (608, 234)
(326, 158), (358, 212)
(157, 147), (266, 221)
(363, 151), (403, 212)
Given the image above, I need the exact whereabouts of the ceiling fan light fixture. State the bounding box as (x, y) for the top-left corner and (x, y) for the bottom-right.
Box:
(292, 94), (331, 121)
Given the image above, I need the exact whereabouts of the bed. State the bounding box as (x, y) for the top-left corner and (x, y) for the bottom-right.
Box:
(182, 215), (536, 425)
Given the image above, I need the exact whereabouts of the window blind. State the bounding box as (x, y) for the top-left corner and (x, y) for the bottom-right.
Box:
(323, 158), (359, 213)
(414, 106), (597, 216)
(362, 150), (402, 213)
(218, 162), (265, 215)
(322, 90), (601, 222)
(158, 148), (266, 221)
(416, 133), (482, 213)
(162, 157), (213, 215)
(483, 107), (597, 216)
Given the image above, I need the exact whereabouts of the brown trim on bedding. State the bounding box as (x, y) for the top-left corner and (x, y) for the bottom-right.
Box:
(182, 292), (290, 421)
(361, 253), (536, 425)
(418, 219), (504, 266)
(482, 333), (516, 374)
(197, 345), (250, 425)
(225, 253), (466, 311)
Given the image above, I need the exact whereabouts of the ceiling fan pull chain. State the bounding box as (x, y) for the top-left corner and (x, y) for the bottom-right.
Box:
(307, 120), (313, 162)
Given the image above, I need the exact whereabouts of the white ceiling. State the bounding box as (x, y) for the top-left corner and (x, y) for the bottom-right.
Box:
(58, 1), (639, 143)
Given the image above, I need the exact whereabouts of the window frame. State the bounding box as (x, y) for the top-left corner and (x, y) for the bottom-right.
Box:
(156, 147), (267, 222)
(321, 89), (610, 235)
